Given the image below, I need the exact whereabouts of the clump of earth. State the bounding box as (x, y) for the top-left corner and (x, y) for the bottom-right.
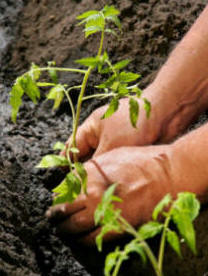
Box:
(1, 1), (208, 275)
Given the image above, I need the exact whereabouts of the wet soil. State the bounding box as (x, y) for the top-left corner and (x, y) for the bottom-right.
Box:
(1, 0), (208, 275)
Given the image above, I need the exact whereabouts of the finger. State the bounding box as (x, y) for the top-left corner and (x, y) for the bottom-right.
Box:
(57, 209), (95, 234)
(46, 194), (86, 220)
(63, 117), (99, 159)
(78, 227), (125, 245)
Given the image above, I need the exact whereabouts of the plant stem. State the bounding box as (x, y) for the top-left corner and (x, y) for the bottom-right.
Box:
(67, 85), (82, 92)
(98, 29), (105, 57)
(71, 29), (105, 161)
(112, 255), (123, 276)
(32, 67), (87, 74)
(82, 92), (115, 101)
(158, 214), (171, 274)
(119, 216), (162, 276)
(71, 67), (92, 161)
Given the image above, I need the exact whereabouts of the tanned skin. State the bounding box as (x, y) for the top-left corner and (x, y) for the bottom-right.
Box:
(46, 5), (208, 244)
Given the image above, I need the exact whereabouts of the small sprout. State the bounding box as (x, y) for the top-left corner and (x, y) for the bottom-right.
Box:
(95, 187), (200, 276)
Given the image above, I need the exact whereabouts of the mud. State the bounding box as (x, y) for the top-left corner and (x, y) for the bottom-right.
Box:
(1, 0), (208, 275)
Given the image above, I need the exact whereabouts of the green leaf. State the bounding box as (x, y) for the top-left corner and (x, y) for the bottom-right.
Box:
(171, 210), (197, 254)
(138, 221), (163, 240)
(83, 15), (105, 37)
(102, 184), (118, 203)
(98, 75), (116, 89)
(106, 15), (121, 30)
(104, 248), (121, 276)
(36, 154), (69, 168)
(152, 194), (172, 221)
(75, 56), (99, 68)
(19, 74), (40, 104)
(171, 192), (200, 254)
(119, 72), (140, 83)
(104, 28), (118, 37)
(10, 81), (24, 123)
(96, 223), (121, 252)
(102, 98), (119, 119)
(48, 61), (58, 84)
(84, 26), (103, 37)
(132, 87), (143, 98)
(129, 97), (139, 128)
(125, 240), (146, 264)
(102, 5), (120, 17)
(53, 142), (65, 151)
(113, 59), (131, 71)
(143, 98), (151, 118)
(53, 172), (81, 205)
(167, 229), (182, 258)
(47, 84), (64, 110)
(95, 184), (122, 252)
(70, 147), (80, 154)
(94, 184), (121, 225)
(118, 84), (129, 96)
(173, 192), (200, 221)
(74, 162), (88, 194)
(29, 63), (41, 81)
(77, 10), (99, 20)
(37, 82), (57, 87)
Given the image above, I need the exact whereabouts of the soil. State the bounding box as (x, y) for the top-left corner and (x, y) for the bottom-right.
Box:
(1, 0), (208, 275)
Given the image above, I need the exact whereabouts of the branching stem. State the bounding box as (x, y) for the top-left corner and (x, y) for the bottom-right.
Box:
(158, 214), (171, 273)
(83, 92), (115, 101)
(118, 216), (162, 276)
(32, 67), (87, 74)
(71, 29), (105, 161)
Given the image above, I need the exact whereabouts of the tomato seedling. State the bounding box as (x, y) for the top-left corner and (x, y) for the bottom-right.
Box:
(95, 185), (200, 276)
(10, 5), (150, 205)
(9, 5), (199, 276)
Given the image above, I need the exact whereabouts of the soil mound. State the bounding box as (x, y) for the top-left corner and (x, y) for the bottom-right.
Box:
(1, 1), (208, 275)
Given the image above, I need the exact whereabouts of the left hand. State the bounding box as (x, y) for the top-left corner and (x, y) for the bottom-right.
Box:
(46, 145), (174, 244)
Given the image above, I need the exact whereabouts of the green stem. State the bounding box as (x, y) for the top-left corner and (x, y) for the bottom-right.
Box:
(37, 82), (59, 87)
(72, 67), (92, 161)
(106, 59), (117, 76)
(63, 89), (75, 168)
(64, 90), (76, 129)
(97, 29), (105, 57)
(67, 85), (82, 92)
(112, 255), (123, 276)
(71, 29), (105, 161)
(119, 217), (161, 276)
(32, 67), (87, 74)
(82, 92), (115, 101)
(158, 215), (171, 274)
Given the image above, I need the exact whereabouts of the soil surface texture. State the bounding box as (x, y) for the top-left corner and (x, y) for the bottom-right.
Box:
(1, 0), (208, 276)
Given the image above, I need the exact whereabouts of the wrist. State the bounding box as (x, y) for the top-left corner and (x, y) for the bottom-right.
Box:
(144, 77), (208, 143)
(169, 124), (208, 202)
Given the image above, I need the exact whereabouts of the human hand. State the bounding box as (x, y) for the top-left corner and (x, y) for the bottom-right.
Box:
(47, 145), (176, 244)
(63, 88), (161, 159)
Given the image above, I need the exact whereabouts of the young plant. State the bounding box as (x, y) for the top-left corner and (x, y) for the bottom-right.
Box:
(95, 184), (200, 276)
(9, 5), (150, 205)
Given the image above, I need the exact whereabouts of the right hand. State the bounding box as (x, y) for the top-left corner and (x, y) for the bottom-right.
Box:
(63, 89), (160, 159)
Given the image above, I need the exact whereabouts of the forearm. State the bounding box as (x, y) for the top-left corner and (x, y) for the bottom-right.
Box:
(170, 122), (208, 202)
(144, 5), (208, 142)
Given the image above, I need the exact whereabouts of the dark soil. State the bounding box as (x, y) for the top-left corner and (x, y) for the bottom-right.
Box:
(1, 0), (208, 275)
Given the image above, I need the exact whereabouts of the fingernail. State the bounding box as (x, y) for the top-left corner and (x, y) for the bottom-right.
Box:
(45, 209), (52, 218)
(60, 205), (66, 213)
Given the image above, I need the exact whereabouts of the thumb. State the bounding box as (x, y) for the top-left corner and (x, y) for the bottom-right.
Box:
(63, 115), (100, 159)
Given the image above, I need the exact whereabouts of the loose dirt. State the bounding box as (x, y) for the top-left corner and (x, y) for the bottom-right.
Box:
(1, 1), (208, 275)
